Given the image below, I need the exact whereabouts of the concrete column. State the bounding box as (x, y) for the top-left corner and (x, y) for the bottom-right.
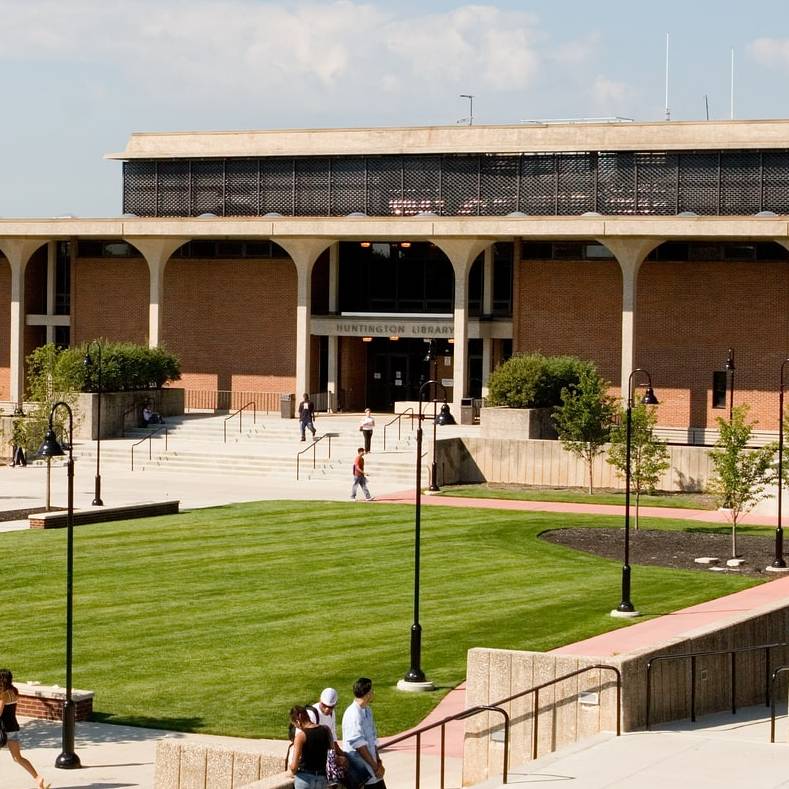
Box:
(272, 237), (334, 400)
(481, 245), (495, 397)
(600, 238), (663, 398)
(327, 243), (339, 411)
(126, 238), (188, 347)
(433, 238), (493, 415)
(0, 238), (48, 405)
(46, 242), (56, 344)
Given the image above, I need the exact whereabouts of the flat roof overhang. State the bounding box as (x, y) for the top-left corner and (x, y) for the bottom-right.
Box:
(106, 119), (789, 160)
(0, 215), (788, 244)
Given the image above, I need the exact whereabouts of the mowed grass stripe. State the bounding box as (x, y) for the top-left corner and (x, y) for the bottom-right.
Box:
(5, 501), (758, 738)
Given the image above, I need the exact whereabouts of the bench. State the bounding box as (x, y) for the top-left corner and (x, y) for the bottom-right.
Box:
(29, 500), (180, 529)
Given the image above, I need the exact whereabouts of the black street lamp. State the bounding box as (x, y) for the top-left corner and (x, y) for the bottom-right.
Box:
(773, 359), (789, 570)
(726, 348), (736, 422)
(36, 402), (81, 770)
(83, 342), (103, 506)
(398, 379), (453, 692)
(612, 369), (658, 619)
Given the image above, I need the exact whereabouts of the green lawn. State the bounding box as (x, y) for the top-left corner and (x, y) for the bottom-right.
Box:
(5, 501), (758, 739)
(437, 483), (716, 510)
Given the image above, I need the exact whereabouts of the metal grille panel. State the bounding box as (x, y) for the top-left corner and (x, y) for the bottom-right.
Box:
(480, 155), (519, 215)
(636, 152), (677, 215)
(720, 151), (761, 215)
(402, 156), (441, 215)
(597, 151), (635, 215)
(226, 160), (258, 216)
(557, 153), (596, 215)
(190, 160), (225, 216)
(260, 159), (294, 215)
(367, 157), (402, 216)
(763, 151), (789, 214)
(295, 158), (331, 216)
(157, 161), (190, 217)
(678, 152), (719, 214)
(442, 155), (480, 215)
(123, 161), (157, 216)
(331, 157), (367, 216)
(122, 149), (789, 218)
(520, 154), (557, 215)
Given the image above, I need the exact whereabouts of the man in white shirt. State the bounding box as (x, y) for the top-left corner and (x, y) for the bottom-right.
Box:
(308, 687), (339, 741)
(341, 677), (386, 787)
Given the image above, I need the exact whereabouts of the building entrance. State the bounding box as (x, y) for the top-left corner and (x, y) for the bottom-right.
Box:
(365, 338), (451, 411)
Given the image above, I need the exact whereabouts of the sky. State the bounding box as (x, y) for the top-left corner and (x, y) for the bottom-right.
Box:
(2, 0), (789, 217)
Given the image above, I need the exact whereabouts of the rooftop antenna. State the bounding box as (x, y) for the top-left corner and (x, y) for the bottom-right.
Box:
(730, 48), (735, 119)
(705, 94), (710, 120)
(664, 33), (671, 121)
(458, 94), (474, 126)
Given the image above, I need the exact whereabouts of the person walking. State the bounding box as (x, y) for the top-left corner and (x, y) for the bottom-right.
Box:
(350, 448), (373, 501)
(341, 677), (386, 788)
(298, 393), (317, 442)
(0, 669), (50, 789)
(359, 409), (375, 453)
(288, 705), (333, 789)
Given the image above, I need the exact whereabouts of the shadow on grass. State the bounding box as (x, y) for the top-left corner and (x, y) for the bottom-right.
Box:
(91, 712), (205, 733)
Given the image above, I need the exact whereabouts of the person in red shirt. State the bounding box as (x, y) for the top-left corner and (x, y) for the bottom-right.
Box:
(350, 448), (373, 501)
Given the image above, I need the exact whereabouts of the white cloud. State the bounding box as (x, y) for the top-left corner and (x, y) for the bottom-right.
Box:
(748, 37), (789, 68)
(590, 75), (633, 112)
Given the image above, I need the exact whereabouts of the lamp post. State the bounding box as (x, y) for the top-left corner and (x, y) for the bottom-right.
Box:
(36, 402), (81, 769)
(83, 342), (103, 506)
(772, 358), (789, 570)
(726, 347), (736, 422)
(611, 369), (658, 619)
(398, 379), (453, 692)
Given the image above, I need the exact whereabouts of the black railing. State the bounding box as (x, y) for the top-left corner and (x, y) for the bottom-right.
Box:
(295, 433), (337, 480)
(645, 642), (789, 730)
(223, 401), (257, 443)
(131, 425), (168, 471)
(380, 664), (620, 787)
(383, 408), (415, 451)
(770, 665), (789, 743)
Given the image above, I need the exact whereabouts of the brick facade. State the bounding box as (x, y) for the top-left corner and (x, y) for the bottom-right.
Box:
(161, 256), (297, 396)
(339, 336), (367, 410)
(0, 257), (9, 400)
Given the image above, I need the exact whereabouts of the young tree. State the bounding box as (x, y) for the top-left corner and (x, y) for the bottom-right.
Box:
(553, 368), (618, 494)
(708, 404), (777, 558)
(607, 401), (670, 530)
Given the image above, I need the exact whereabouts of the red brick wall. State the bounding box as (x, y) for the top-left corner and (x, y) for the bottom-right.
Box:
(71, 258), (149, 345)
(162, 257), (297, 395)
(16, 694), (92, 721)
(636, 259), (789, 429)
(514, 255), (789, 430)
(0, 257), (10, 399)
(514, 259), (622, 385)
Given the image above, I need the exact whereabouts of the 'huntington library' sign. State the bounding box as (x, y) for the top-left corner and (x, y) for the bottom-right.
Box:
(311, 316), (453, 338)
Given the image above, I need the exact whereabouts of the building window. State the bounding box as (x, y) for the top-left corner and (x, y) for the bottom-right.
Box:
(55, 242), (71, 316)
(712, 371), (728, 409)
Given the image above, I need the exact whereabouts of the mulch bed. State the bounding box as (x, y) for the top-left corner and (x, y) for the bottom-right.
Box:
(540, 527), (783, 577)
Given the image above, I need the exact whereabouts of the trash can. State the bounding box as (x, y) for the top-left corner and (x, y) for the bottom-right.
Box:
(460, 397), (474, 425)
(280, 393), (295, 419)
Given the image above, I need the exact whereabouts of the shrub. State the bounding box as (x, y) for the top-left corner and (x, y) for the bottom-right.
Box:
(486, 353), (595, 409)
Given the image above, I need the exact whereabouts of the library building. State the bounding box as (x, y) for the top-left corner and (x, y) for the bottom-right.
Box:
(1, 119), (787, 431)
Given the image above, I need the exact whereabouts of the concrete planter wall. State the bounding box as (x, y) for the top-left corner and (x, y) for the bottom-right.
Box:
(480, 406), (558, 440)
(77, 388), (185, 440)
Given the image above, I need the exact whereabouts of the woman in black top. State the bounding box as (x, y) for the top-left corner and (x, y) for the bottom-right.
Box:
(288, 705), (332, 789)
(0, 668), (49, 788)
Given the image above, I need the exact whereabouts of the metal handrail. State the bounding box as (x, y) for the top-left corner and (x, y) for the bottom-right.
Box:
(380, 663), (620, 787)
(223, 401), (257, 443)
(381, 705), (509, 788)
(645, 641), (789, 729)
(769, 665), (789, 742)
(295, 433), (335, 480)
(131, 425), (168, 471)
(383, 408), (415, 451)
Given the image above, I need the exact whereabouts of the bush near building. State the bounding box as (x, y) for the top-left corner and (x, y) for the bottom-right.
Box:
(486, 353), (595, 409)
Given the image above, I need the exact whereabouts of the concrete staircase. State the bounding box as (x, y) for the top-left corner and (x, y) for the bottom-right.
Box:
(69, 412), (440, 488)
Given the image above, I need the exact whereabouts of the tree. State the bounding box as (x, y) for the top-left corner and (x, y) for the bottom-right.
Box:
(607, 401), (670, 530)
(553, 368), (618, 494)
(708, 404), (777, 558)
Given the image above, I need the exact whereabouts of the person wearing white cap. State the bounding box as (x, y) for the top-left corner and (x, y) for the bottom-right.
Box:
(307, 688), (347, 787)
